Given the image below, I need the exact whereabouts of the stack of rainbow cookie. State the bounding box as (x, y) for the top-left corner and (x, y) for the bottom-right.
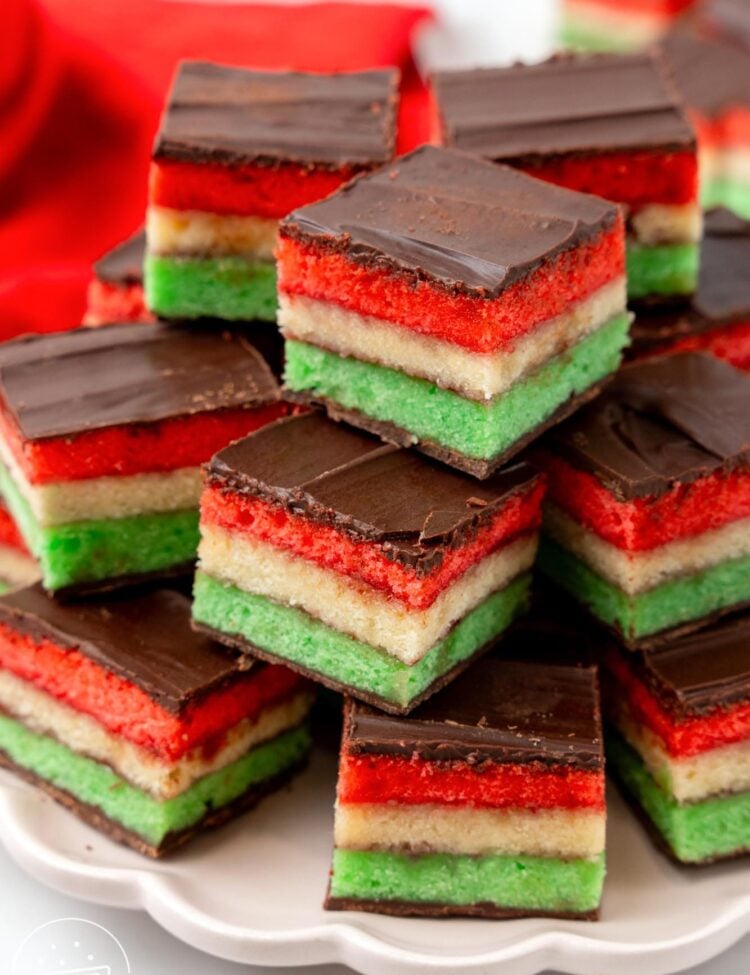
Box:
(2, 36), (750, 924)
(145, 62), (398, 323)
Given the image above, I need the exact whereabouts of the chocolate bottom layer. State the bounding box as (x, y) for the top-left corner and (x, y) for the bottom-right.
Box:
(0, 748), (307, 858)
(53, 561), (195, 601)
(324, 892), (599, 921)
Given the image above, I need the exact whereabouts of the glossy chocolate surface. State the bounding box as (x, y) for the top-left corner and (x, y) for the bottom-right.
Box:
(0, 585), (249, 713)
(0, 322), (278, 440)
(207, 411), (540, 565)
(345, 645), (602, 769)
(154, 62), (398, 168)
(281, 145), (619, 296)
(547, 353), (750, 498)
(434, 52), (694, 160)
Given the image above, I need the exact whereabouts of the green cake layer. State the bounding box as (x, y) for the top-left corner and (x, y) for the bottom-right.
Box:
(284, 313), (629, 463)
(538, 538), (750, 642)
(626, 242), (699, 299)
(559, 18), (636, 52)
(0, 711), (311, 847)
(0, 461), (199, 592)
(329, 848), (605, 914)
(701, 178), (750, 219)
(144, 254), (277, 321)
(608, 733), (750, 863)
(192, 570), (531, 711)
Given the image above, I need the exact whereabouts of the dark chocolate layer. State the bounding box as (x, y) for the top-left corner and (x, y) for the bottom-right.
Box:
(345, 650), (602, 769)
(154, 62), (398, 169)
(93, 229), (145, 286)
(662, 28), (750, 118)
(701, 0), (750, 53)
(286, 368), (614, 480)
(0, 585), (250, 713)
(630, 209), (750, 351)
(615, 612), (750, 718)
(207, 411), (540, 566)
(280, 145), (619, 297)
(0, 322), (278, 440)
(546, 353), (750, 499)
(325, 891), (599, 921)
(434, 52), (694, 162)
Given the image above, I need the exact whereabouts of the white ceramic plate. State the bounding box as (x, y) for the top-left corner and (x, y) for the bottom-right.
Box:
(1, 751), (749, 975)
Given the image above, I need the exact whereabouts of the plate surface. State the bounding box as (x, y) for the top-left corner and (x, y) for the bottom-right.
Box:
(0, 751), (748, 975)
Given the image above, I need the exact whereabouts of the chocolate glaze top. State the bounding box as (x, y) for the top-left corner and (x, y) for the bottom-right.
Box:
(93, 229), (145, 286)
(614, 612), (750, 717)
(345, 647), (603, 769)
(662, 28), (750, 118)
(701, 0), (750, 51)
(0, 585), (250, 714)
(0, 322), (279, 441)
(546, 353), (750, 499)
(207, 411), (541, 571)
(281, 145), (619, 297)
(630, 209), (750, 350)
(154, 61), (399, 169)
(434, 52), (695, 162)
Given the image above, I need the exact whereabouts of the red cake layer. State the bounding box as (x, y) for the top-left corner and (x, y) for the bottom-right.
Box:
(0, 401), (289, 485)
(540, 452), (750, 550)
(338, 752), (604, 810)
(150, 159), (358, 220)
(575, 0), (695, 15)
(0, 623), (306, 760)
(719, 107), (750, 147)
(201, 478), (544, 610)
(0, 503), (29, 555)
(85, 280), (153, 325)
(606, 649), (750, 758)
(519, 150), (698, 210)
(277, 220), (624, 354)
(668, 321), (750, 371)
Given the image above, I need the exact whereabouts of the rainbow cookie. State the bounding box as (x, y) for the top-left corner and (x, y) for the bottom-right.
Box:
(537, 353), (750, 646)
(145, 62), (398, 323)
(327, 633), (606, 919)
(0, 323), (285, 594)
(604, 612), (750, 864)
(434, 52), (700, 301)
(84, 229), (153, 325)
(0, 585), (312, 856)
(630, 209), (750, 369)
(280, 146), (628, 477)
(192, 411), (544, 714)
(663, 29), (750, 218)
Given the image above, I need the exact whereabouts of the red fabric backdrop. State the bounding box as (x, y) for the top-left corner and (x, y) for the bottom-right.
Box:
(0, 0), (432, 336)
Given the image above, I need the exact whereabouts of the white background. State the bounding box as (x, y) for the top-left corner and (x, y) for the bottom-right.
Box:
(2, 1), (747, 972)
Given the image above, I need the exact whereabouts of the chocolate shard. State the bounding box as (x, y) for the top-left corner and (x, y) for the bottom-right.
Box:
(631, 209), (750, 352)
(280, 145), (619, 298)
(0, 585), (250, 714)
(207, 411), (541, 567)
(546, 352), (750, 499)
(154, 61), (399, 169)
(92, 229), (146, 286)
(434, 51), (695, 162)
(345, 649), (603, 769)
(0, 321), (279, 440)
